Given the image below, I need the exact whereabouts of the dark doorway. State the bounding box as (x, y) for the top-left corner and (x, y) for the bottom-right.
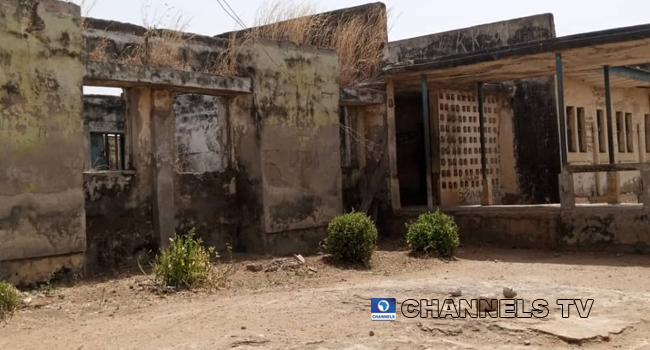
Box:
(396, 94), (428, 207)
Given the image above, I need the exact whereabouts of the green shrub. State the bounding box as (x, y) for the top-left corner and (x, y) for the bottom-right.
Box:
(153, 228), (214, 289)
(324, 212), (378, 264)
(406, 210), (459, 258)
(0, 281), (20, 319)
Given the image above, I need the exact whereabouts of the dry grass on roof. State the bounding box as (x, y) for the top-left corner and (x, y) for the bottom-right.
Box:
(213, 0), (388, 87)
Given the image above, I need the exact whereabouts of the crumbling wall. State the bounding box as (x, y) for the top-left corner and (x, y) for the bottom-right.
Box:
(387, 14), (555, 63)
(0, 0), (85, 284)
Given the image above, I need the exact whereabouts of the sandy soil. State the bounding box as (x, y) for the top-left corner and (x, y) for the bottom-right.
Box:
(3, 242), (650, 350)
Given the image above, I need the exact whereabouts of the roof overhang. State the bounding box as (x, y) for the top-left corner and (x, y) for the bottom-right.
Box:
(384, 23), (650, 90)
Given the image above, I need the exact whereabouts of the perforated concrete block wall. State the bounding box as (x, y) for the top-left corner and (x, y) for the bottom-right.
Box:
(435, 90), (503, 205)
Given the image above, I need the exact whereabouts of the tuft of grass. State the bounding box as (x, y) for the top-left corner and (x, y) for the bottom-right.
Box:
(154, 228), (213, 289)
(0, 281), (20, 320)
(152, 228), (235, 291)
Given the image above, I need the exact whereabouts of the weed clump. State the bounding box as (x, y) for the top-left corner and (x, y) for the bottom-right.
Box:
(0, 281), (20, 320)
(153, 229), (214, 289)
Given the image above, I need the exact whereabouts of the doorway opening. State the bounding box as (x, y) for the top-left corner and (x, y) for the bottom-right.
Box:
(395, 93), (428, 207)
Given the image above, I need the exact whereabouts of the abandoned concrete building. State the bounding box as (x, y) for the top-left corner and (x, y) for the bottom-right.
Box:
(3, 0), (650, 284)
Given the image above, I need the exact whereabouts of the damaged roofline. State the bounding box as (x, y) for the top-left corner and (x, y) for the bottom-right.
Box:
(384, 22), (650, 76)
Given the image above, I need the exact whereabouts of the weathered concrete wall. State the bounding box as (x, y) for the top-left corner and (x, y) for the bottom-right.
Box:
(388, 14), (555, 63)
(83, 172), (154, 269)
(507, 77), (562, 204)
(389, 206), (650, 253)
(232, 40), (342, 254)
(0, 0), (86, 283)
(173, 94), (229, 173)
(563, 77), (650, 202)
(83, 18), (228, 72)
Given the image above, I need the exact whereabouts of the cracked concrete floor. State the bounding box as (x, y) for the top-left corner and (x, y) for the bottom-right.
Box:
(2, 246), (650, 350)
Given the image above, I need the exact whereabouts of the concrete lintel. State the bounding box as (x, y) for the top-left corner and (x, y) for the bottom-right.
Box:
(84, 61), (252, 96)
(340, 87), (385, 106)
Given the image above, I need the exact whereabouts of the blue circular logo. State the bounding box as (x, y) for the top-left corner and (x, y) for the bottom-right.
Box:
(378, 299), (390, 312)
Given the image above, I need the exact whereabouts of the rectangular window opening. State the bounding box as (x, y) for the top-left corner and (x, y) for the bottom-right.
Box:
(566, 106), (576, 153)
(645, 114), (650, 153)
(625, 113), (634, 153)
(577, 107), (586, 153)
(597, 109), (606, 153)
(616, 112), (625, 153)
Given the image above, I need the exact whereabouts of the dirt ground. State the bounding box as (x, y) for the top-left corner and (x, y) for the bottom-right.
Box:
(3, 241), (650, 350)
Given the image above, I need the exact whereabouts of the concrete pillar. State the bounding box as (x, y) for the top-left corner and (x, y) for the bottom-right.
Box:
(606, 172), (621, 204)
(481, 178), (494, 206)
(386, 79), (401, 211)
(558, 171), (576, 209)
(641, 170), (650, 209)
(151, 89), (176, 248)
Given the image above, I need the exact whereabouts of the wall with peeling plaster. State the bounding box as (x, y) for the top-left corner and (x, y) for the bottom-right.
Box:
(0, 0), (86, 284)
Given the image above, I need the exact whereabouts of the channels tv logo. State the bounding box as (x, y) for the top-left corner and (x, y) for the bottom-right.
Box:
(371, 298), (396, 321)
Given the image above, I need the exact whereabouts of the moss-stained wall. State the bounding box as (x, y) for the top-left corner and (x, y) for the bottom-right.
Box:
(232, 40), (342, 253)
(0, 0), (85, 272)
(250, 40), (341, 235)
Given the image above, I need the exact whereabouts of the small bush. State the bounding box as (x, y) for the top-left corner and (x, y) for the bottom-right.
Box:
(0, 281), (20, 320)
(406, 211), (459, 258)
(324, 212), (378, 264)
(153, 228), (214, 289)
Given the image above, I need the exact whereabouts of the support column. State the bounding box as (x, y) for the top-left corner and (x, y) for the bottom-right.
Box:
(478, 82), (493, 205)
(641, 170), (650, 209)
(604, 66), (621, 204)
(421, 75), (434, 209)
(151, 89), (177, 248)
(556, 53), (574, 209)
(386, 79), (401, 211)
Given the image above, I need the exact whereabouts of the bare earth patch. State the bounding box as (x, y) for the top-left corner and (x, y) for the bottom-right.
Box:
(3, 244), (650, 350)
